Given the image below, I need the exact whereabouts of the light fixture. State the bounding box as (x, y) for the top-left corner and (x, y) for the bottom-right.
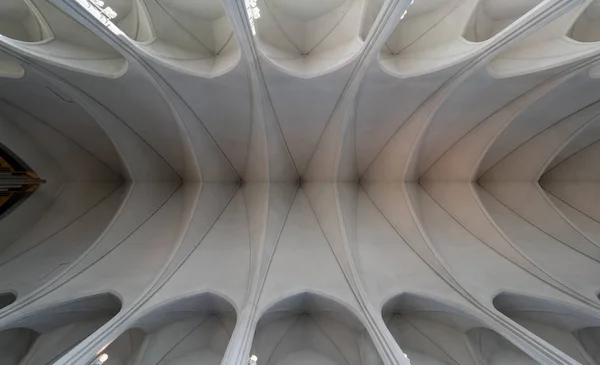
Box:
(91, 353), (109, 365)
(249, 354), (258, 364)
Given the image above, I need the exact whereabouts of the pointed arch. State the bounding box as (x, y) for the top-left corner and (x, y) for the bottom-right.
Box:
(383, 293), (537, 365)
(99, 292), (237, 365)
(0, 293), (121, 365)
(253, 292), (383, 365)
(255, 0), (367, 77)
(494, 291), (600, 364)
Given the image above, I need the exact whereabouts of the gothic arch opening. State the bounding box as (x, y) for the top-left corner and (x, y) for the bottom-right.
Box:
(569, 0), (600, 43)
(0, 0), (47, 42)
(494, 292), (600, 364)
(97, 292), (237, 365)
(255, 0), (367, 77)
(0, 293), (121, 365)
(383, 293), (537, 364)
(485, 0), (600, 78)
(464, 0), (542, 42)
(252, 292), (383, 365)
(379, 0), (503, 77)
(101, 0), (240, 77)
(92, 0), (153, 43)
(0, 0), (126, 77)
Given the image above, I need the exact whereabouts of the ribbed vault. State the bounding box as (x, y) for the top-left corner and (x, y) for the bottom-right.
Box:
(1, 0), (600, 364)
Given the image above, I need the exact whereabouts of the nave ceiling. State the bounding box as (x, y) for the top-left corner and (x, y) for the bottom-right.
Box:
(2, 0), (600, 364)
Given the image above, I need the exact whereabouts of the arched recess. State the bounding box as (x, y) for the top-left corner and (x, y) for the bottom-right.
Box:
(383, 293), (537, 364)
(252, 292), (383, 365)
(464, 0), (543, 42)
(0, 293), (121, 365)
(0, 52), (24, 79)
(254, 0), (367, 78)
(102, 0), (240, 77)
(0, 292), (16, 310)
(569, 0), (600, 43)
(380, 0), (476, 77)
(494, 292), (600, 364)
(379, 0), (542, 77)
(97, 292), (237, 365)
(0, 0), (127, 77)
(0, 0), (47, 42)
(488, 0), (600, 78)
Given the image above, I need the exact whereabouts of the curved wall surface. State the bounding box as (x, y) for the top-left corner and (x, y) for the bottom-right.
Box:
(2, 0), (600, 364)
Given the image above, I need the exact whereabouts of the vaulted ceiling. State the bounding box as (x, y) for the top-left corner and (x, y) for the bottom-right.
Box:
(0, 0), (599, 185)
(3, 1), (600, 365)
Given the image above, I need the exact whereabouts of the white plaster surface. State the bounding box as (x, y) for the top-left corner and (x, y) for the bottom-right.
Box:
(1, 0), (600, 364)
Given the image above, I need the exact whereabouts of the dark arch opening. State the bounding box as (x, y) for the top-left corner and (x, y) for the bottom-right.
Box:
(252, 292), (383, 365)
(494, 292), (600, 364)
(384, 293), (537, 365)
(0, 292), (16, 310)
(98, 292), (236, 365)
(0, 293), (121, 365)
(0, 142), (45, 221)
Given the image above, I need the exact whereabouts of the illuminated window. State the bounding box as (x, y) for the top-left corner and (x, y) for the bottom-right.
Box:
(245, 0), (260, 35)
